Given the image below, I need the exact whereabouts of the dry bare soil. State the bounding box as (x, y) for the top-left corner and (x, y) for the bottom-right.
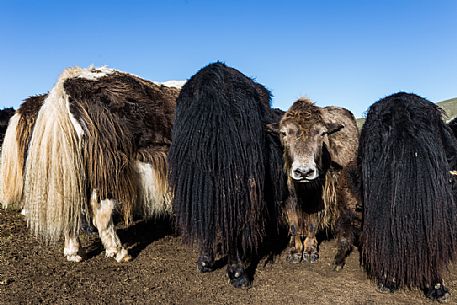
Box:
(1, 209), (457, 305)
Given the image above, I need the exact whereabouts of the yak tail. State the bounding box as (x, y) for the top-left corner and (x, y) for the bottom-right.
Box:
(136, 149), (172, 217)
(0, 113), (24, 208)
(23, 72), (85, 242)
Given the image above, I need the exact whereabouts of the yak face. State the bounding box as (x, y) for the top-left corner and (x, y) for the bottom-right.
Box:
(279, 119), (343, 183)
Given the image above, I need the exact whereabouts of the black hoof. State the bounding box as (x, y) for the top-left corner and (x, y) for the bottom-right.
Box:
(376, 282), (398, 294)
(80, 218), (97, 235)
(425, 283), (449, 302)
(310, 252), (319, 263)
(333, 255), (346, 271)
(227, 265), (252, 289)
(197, 256), (215, 273)
(303, 251), (319, 263)
(333, 263), (344, 272)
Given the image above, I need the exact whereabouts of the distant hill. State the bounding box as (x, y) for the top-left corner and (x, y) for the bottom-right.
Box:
(356, 118), (366, 130)
(437, 97), (457, 121)
(356, 97), (457, 129)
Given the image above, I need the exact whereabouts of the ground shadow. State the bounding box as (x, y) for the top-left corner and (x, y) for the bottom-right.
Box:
(247, 222), (290, 284)
(83, 215), (176, 260)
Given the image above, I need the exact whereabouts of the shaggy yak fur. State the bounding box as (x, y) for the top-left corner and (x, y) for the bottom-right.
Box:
(275, 98), (360, 270)
(168, 62), (287, 288)
(0, 66), (180, 263)
(1, 95), (46, 206)
(358, 92), (457, 301)
(447, 116), (457, 139)
(0, 107), (15, 147)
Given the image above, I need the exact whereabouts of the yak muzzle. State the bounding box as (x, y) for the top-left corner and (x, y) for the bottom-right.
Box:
(291, 165), (319, 182)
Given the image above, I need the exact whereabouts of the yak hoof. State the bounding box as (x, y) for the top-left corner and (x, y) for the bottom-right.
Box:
(286, 249), (302, 264)
(66, 254), (82, 263)
(105, 249), (117, 258)
(425, 283), (450, 302)
(227, 266), (252, 289)
(114, 248), (131, 263)
(116, 254), (132, 263)
(197, 256), (215, 273)
(105, 248), (130, 263)
(80, 220), (97, 235)
(310, 252), (319, 263)
(333, 255), (346, 271)
(376, 282), (398, 294)
(303, 251), (319, 263)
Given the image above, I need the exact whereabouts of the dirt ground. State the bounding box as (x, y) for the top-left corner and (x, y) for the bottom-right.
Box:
(1, 209), (457, 305)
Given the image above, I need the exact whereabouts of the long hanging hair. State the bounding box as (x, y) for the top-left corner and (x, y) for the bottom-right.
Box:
(0, 95), (46, 208)
(23, 69), (86, 242)
(0, 113), (23, 207)
(169, 62), (286, 257)
(359, 92), (457, 289)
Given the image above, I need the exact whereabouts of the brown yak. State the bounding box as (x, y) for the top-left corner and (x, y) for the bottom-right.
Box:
(273, 97), (360, 270)
(1, 67), (180, 263)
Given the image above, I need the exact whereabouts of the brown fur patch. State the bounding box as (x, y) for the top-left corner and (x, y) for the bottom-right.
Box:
(281, 98), (323, 131)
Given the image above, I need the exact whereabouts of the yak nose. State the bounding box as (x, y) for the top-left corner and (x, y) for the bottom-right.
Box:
(293, 167), (315, 179)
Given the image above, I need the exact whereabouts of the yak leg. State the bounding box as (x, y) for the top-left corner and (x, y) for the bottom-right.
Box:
(197, 247), (215, 273)
(227, 249), (251, 289)
(64, 233), (82, 262)
(90, 191), (131, 263)
(286, 208), (303, 263)
(303, 222), (319, 263)
(333, 211), (355, 271)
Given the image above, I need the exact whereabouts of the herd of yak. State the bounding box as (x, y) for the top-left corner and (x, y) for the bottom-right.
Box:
(1, 62), (457, 302)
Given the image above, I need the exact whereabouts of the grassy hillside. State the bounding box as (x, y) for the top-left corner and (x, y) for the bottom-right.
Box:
(356, 97), (457, 129)
(356, 118), (365, 130)
(437, 97), (457, 120)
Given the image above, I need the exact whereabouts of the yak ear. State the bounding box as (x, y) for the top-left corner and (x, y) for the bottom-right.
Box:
(323, 122), (345, 168)
(266, 123), (280, 134)
(325, 123), (344, 135)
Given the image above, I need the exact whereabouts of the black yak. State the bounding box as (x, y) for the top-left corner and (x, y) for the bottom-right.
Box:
(0, 107), (15, 147)
(168, 62), (287, 288)
(0, 66), (180, 262)
(358, 92), (457, 301)
(276, 98), (360, 270)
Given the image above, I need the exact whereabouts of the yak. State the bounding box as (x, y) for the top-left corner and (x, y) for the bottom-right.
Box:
(358, 92), (457, 301)
(0, 66), (180, 262)
(271, 98), (360, 270)
(168, 62), (287, 288)
(0, 107), (15, 147)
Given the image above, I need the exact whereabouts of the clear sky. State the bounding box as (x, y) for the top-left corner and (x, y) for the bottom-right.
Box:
(1, 0), (456, 117)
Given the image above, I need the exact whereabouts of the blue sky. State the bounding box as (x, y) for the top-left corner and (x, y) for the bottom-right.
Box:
(1, 0), (456, 117)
